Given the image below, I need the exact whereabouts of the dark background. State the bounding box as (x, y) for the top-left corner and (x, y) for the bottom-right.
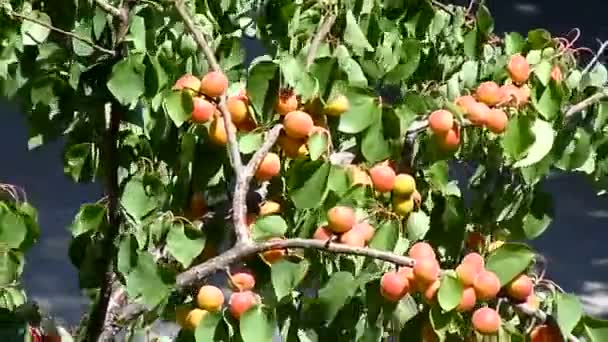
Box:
(1, 1), (607, 326)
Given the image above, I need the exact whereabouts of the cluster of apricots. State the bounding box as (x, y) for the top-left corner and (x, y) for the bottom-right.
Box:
(176, 269), (260, 331)
(379, 242), (545, 338)
(369, 161), (421, 217)
(312, 206), (375, 247)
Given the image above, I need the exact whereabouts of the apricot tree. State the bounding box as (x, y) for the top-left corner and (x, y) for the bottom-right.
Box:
(1, 0), (608, 341)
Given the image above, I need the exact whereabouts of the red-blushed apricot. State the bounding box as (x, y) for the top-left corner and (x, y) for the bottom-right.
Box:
(412, 190), (422, 209)
(347, 165), (372, 187)
(230, 271), (256, 292)
(189, 191), (207, 218)
(507, 54), (530, 84)
(428, 110), (454, 134)
(183, 308), (209, 330)
(466, 232), (485, 251)
(530, 324), (562, 342)
(339, 228), (366, 247)
(473, 270), (501, 301)
(192, 97), (215, 123)
(518, 84), (531, 105)
(275, 92), (299, 115)
(327, 206), (356, 233)
(209, 116), (233, 145)
(398, 266), (417, 290)
(393, 197), (415, 216)
(255, 152), (281, 181)
(485, 109), (508, 134)
(380, 271), (410, 302)
(369, 163), (396, 192)
(507, 274), (533, 302)
(393, 173), (416, 196)
(467, 101), (490, 126)
(414, 258), (440, 285)
(313, 225), (333, 241)
(438, 127), (460, 151)
(471, 307), (501, 335)
(408, 242), (436, 260)
(324, 95), (350, 116)
(200, 71), (228, 98)
(229, 291), (258, 319)
(196, 285), (224, 312)
(422, 279), (441, 303)
(173, 74), (201, 92)
(455, 95), (477, 114)
(476, 81), (502, 106)
(278, 134), (308, 159)
(456, 262), (481, 287)
(462, 252), (485, 272)
(227, 96), (249, 124)
(259, 200), (281, 216)
(260, 238), (286, 264)
(284, 111), (314, 139)
(457, 287), (477, 312)
(352, 222), (375, 242)
(551, 65), (563, 82)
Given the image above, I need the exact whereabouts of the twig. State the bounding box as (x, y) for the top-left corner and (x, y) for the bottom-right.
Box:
(564, 88), (608, 118)
(581, 40), (608, 75)
(306, 13), (337, 68)
(93, 0), (123, 18)
(9, 12), (116, 56)
(431, 0), (455, 15)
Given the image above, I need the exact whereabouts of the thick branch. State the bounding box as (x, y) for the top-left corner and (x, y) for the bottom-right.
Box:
(306, 14), (337, 68)
(10, 12), (116, 56)
(93, 0), (123, 18)
(564, 89), (608, 118)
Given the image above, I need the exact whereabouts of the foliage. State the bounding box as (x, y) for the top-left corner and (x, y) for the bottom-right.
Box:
(1, 0), (608, 341)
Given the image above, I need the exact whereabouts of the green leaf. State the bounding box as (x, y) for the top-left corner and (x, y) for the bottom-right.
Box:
(72, 23), (94, 56)
(125, 251), (171, 308)
(328, 165), (350, 195)
(555, 293), (583, 336)
(501, 116), (535, 160)
(391, 296), (419, 331)
(195, 311), (223, 341)
(369, 220), (399, 251)
(406, 211), (430, 241)
(463, 29), (479, 59)
(93, 8), (107, 40)
(107, 54), (146, 105)
(0, 204), (27, 249)
(534, 84), (561, 120)
(584, 316), (608, 342)
(335, 45), (368, 87)
(240, 306), (276, 342)
(22, 11), (52, 45)
(555, 128), (591, 171)
(120, 175), (165, 221)
(534, 60), (553, 86)
(239, 132), (264, 154)
(485, 243), (535, 285)
(476, 5), (494, 35)
(437, 274), (463, 312)
(127, 16), (146, 52)
(251, 215), (288, 240)
(385, 40), (421, 84)
(70, 204), (106, 237)
(505, 32), (525, 55)
(513, 119), (555, 168)
(527, 29), (552, 49)
(522, 191), (553, 239)
(307, 133), (327, 161)
(338, 88), (380, 134)
(271, 259), (309, 300)
(0, 250), (21, 286)
(163, 91), (193, 127)
(279, 55), (318, 102)
(362, 117), (391, 163)
(317, 272), (357, 323)
(344, 10), (373, 55)
(247, 60), (278, 119)
(166, 222), (206, 268)
(289, 162), (330, 209)
(594, 101), (608, 131)
(117, 234), (138, 275)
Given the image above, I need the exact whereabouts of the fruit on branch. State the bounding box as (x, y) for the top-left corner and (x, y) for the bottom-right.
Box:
(466, 101), (491, 126)
(182, 308), (209, 330)
(192, 97), (215, 123)
(352, 222), (375, 242)
(275, 91), (299, 115)
(255, 152), (281, 181)
(200, 71), (228, 98)
(260, 238), (287, 264)
(428, 109), (454, 134)
(259, 200), (281, 216)
(284, 111), (314, 139)
(278, 134), (309, 159)
(485, 109), (508, 134)
(339, 227), (366, 247)
(324, 95), (350, 116)
(414, 258), (440, 285)
(369, 162), (396, 192)
(209, 116), (233, 145)
(173, 74), (201, 93)
(422, 279), (440, 303)
(313, 225), (333, 241)
(438, 126), (461, 151)
(326, 206), (356, 233)
(229, 270), (256, 292)
(196, 285), (224, 312)
(551, 65), (563, 82)
(229, 291), (258, 319)
(455, 95), (477, 114)
(507, 54), (530, 84)
(476, 81), (502, 106)
(398, 267), (416, 287)
(380, 271), (410, 302)
(408, 242), (436, 260)
(457, 287), (477, 312)
(518, 84), (531, 105)
(530, 324), (561, 342)
(506, 274), (533, 301)
(456, 262), (481, 287)
(473, 270), (501, 300)
(227, 96), (249, 124)
(462, 252), (485, 271)
(393, 197), (415, 216)
(393, 173), (416, 196)
(472, 307), (501, 335)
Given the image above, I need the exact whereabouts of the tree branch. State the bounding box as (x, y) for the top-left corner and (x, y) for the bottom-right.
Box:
(9, 12), (116, 56)
(564, 88), (608, 118)
(93, 0), (123, 18)
(581, 40), (608, 75)
(306, 13), (337, 68)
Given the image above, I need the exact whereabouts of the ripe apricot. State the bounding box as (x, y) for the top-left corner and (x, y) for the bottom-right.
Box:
(414, 258), (440, 285)
(393, 197), (415, 216)
(278, 134), (308, 159)
(255, 152), (281, 181)
(467, 101), (490, 126)
(476, 81), (502, 106)
(313, 225), (333, 241)
(227, 96), (249, 124)
(200, 71), (228, 98)
(518, 84), (530, 105)
(173, 74), (201, 92)
(260, 238), (286, 264)
(275, 92), (299, 115)
(454, 95), (477, 114)
(507, 54), (530, 84)
(196, 285), (224, 312)
(438, 127), (460, 151)
(324, 95), (350, 116)
(339, 229), (366, 247)
(473, 270), (501, 301)
(192, 97), (215, 123)
(423, 279), (440, 303)
(456, 262), (481, 287)
(551, 65), (562, 82)
(408, 242), (436, 260)
(183, 308), (209, 330)
(428, 110), (454, 134)
(259, 200), (281, 216)
(352, 222), (375, 242)
(398, 266), (416, 287)
(230, 271), (256, 292)
(462, 252), (485, 272)
(485, 109), (508, 134)
(530, 324), (562, 342)
(229, 291), (257, 319)
(284, 111), (314, 139)
(507, 274), (533, 302)
(327, 206), (356, 233)
(369, 163), (396, 192)
(457, 287), (477, 312)
(472, 307), (501, 335)
(393, 173), (416, 196)
(209, 116), (233, 145)
(380, 271), (410, 302)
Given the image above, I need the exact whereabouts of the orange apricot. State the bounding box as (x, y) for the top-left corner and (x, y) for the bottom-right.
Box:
(472, 307), (501, 335)
(230, 271), (256, 292)
(327, 206), (356, 233)
(485, 109), (508, 134)
(352, 222), (375, 242)
(369, 163), (396, 192)
(456, 262), (481, 287)
(275, 92), (299, 115)
(255, 152), (281, 181)
(227, 96), (249, 124)
(414, 258), (440, 285)
(476, 81), (502, 106)
(428, 110), (454, 134)
(339, 229), (366, 247)
(462, 252), (485, 272)
(173, 74), (201, 92)
(260, 238), (287, 264)
(313, 225), (333, 241)
(192, 97), (215, 123)
(229, 291), (257, 319)
(182, 308), (209, 330)
(454, 95), (477, 114)
(473, 270), (501, 301)
(507, 54), (530, 84)
(457, 287), (477, 312)
(507, 274), (533, 302)
(423, 279), (441, 303)
(200, 71), (228, 98)
(467, 101), (491, 126)
(209, 116), (232, 145)
(196, 285), (224, 312)
(380, 271), (410, 302)
(438, 127), (460, 151)
(408, 242), (436, 260)
(278, 134), (308, 159)
(284, 111), (314, 139)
